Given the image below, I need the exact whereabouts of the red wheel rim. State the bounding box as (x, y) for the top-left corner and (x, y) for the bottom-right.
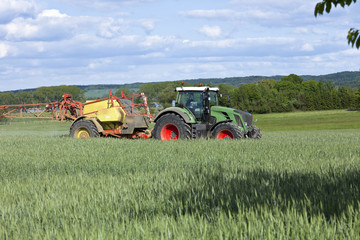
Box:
(160, 124), (179, 140)
(216, 130), (234, 139)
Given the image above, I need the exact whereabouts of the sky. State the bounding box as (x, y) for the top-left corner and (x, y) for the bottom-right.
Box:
(0, 0), (359, 91)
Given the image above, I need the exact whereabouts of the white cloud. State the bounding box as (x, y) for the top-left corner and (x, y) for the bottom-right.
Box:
(96, 18), (125, 39)
(0, 9), (76, 41)
(179, 1), (357, 29)
(0, 5), (159, 42)
(312, 28), (327, 35)
(87, 58), (112, 69)
(139, 35), (175, 49)
(198, 25), (222, 38)
(294, 27), (309, 34)
(0, 43), (9, 58)
(178, 63), (226, 74)
(140, 52), (165, 58)
(0, 0), (37, 24)
(50, 0), (156, 11)
(0, 0), (359, 91)
(38, 9), (67, 18)
(179, 8), (295, 28)
(229, 0), (316, 13)
(136, 19), (156, 34)
(180, 9), (239, 19)
(301, 43), (314, 52)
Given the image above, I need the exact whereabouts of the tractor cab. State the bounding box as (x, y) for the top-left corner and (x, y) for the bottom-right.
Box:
(175, 87), (219, 122)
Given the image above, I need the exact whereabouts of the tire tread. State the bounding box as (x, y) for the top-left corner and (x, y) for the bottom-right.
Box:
(211, 122), (243, 139)
(70, 119), (100, 138)
(153, 113), (191, 140)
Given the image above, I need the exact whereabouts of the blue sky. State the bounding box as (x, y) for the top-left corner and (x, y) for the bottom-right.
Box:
(0, 0), (359, 91)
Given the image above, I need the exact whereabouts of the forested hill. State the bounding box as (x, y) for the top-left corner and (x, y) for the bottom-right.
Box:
(77, 71), (360, 98)
(172, 71), (360, 89)
(300, 71), (360, 88)
(1, 72), (359, 113)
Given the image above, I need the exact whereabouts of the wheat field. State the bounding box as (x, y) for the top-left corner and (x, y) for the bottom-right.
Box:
(0, 112), (359, 239)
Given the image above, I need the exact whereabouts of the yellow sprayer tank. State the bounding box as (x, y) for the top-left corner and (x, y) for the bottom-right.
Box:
(83, 99), (126, 124)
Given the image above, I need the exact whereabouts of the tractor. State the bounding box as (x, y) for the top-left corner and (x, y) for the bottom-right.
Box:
(152, 86), (261, 140)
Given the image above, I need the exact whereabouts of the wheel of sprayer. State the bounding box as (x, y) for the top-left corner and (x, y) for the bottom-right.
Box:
(153, 113), (191, 140)
(211, 122), (243, 139)
(70, 120), (100, 139)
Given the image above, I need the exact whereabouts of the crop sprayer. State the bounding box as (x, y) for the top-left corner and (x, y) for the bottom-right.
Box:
(1, 85), (261, 140)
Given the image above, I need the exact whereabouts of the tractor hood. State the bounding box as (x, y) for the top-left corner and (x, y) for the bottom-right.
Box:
(234, 109), (253, 126)
(211, 106), (254, 126)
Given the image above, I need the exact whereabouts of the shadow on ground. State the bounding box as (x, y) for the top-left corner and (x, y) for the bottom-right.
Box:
(168, 166), (360, 220)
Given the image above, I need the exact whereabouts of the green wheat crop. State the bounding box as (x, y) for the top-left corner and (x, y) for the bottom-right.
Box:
(0, 112), (359, 239)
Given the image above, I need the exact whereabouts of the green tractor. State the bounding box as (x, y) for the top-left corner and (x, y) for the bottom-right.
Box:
(152, 86), (261, 140)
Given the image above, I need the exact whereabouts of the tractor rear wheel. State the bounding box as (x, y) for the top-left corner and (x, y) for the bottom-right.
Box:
(211, 122), (243, 139)
(153, 114), (191, 140)
(70, 119), (100, 139)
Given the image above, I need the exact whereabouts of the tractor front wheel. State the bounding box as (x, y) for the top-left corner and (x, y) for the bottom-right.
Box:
(70, 119), (100, 139)
(211, 122), (243, 139)
(153, 114), (191, 140)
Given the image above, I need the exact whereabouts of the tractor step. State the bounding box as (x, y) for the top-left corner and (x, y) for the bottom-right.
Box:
(191, 124), (207, 138)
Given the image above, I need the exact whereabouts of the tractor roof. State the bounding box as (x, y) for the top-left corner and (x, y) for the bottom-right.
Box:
(175, 86), (219, 92)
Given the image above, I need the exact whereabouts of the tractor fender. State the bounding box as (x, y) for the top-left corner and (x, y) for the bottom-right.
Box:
(209, 120), (232, 132)
(71, 116), (104, 133)
(153, 107), (194, 123)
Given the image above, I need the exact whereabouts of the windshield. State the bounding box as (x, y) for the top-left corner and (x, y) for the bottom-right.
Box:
(177, 91), (202, 107)
(176, 91), (203, 120)
(176, 90), (218, 121)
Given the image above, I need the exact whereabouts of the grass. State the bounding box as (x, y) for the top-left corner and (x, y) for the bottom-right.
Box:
(0, 110), (359, 239)
(254, 109), (360, 131)
(0, 119), (71, 136)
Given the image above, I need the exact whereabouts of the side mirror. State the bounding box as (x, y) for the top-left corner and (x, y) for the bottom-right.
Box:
(172, 100), (176, 107)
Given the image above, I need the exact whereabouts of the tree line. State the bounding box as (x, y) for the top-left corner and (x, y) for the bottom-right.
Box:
(218, 74), (360, 113)
(0, 86), (85, 105)
(1, 75), (359, 114)
(125, 74), (360, 114)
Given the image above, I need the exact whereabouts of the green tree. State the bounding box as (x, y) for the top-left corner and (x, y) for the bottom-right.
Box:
(232, 86), (249, 111)
(31, 86), (85, 103)
(259, 79), (276, 89)
(275, 75), (303, 109)
(158, 86), (177, 108)
(338, 86), (355, 108)
(115, 88), (131, 97)
(280, 74), (304, 85)
(301, 80), (319, 110)
(138, 83), (157, 100)
(0, 92), (16, 105)
(218, 83), (235, 107)
(315, 0), (359, 48)
(256, 80), (278, 113)
(355, 84), (360, 107)
(16, 91), (34, 104)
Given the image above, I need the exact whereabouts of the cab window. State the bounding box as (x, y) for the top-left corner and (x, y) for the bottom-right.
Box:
(209, 91), (218, 106)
